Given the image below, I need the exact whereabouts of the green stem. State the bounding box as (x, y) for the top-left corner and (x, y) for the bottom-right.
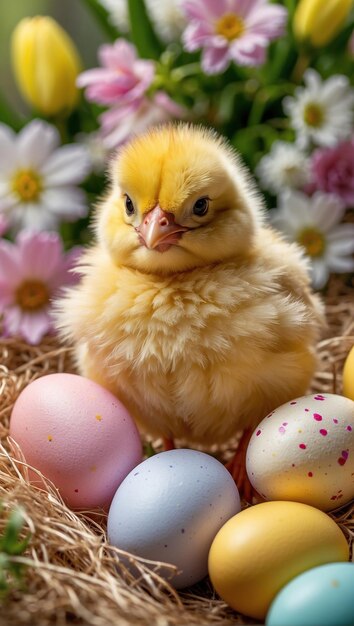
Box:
(171, 63), (202, 81)
(291, 52), (311, 83)
(80, 0), (118, 40)
(55, 117), (69, 143)
(0, 96), (22, 130)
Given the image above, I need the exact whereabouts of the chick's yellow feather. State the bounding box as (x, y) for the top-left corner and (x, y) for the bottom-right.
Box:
(56, 124), (324, 444)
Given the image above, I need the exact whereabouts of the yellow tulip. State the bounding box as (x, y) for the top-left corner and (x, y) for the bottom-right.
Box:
(11, 16), (81, 116)
(293, 0), (353, 47)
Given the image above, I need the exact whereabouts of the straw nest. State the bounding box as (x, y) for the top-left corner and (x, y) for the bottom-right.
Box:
(0, 276), (353, 626)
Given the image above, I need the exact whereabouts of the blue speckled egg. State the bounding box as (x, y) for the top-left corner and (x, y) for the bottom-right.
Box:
(107, 448), (241, 588)
(266, 562), (354, 626)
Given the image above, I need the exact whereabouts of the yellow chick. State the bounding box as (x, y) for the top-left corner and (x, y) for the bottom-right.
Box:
(56, 124), (324, 455)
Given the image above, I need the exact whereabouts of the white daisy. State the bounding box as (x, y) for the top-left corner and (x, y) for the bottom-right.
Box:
(256, 141), (310, 194)
(0, 120), (91, 233)
(98, 0), (129, 32)
(269, 190), (354, 289)
(283, 69), (354, 148)
(145, 0), (187, 42)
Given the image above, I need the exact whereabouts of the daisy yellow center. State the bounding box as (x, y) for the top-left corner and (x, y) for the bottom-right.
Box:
(297, 227), (325, 257)
(16, 280), (50, 311)
(216, 13), (245, 41)
(303, 103), (324, 128)
(12, 169), (42, 202)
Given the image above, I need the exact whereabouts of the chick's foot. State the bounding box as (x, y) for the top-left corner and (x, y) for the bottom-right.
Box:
(226, 428), (261, 504)
(163, 437), (175, 451)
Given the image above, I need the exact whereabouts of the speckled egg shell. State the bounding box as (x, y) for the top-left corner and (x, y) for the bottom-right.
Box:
(107, 449), (241, 589)
(9, 373), (142, 509)
(266, 563), (354, 626)
(246, 393), (354, 511)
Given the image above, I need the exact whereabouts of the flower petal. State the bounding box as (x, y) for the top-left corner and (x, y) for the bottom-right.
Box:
(231, 35), (267, 66)
(310, 192), (345, 232)
(0, 239), (21, 283)
(99, 39), (138, 69)
(17, 230), (63, 281)
(153, 91), (186, 117)
(19, 310), (51, 345)
(9, 202), (59, 232)
(2, 306), (22, 338)
(182, 21), (214, 51)
(326, 225), (354, 255)
(182, 0), (226, 21)
(41, 145), (91, 186)
(280, 190), (315, 229)
(50, 245), (83, 290)
(310, 259), (329, 289)
(327, 255), (354, 273)
(0, 282), (15, 309)
(0, 187), (18, 212)
(41, 187), (88, 220)
(17, 120), (60, 169)
(201, 44), (230, 74)
(247, 3), (287, 39)
(303, 69), (322, 93)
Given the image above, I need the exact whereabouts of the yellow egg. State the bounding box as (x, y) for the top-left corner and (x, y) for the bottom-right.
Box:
(208, 501), (349, 620)
(343, 346), (354, 401)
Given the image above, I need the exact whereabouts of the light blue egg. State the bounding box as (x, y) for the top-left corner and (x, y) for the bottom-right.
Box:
(267, 563), (354, 626)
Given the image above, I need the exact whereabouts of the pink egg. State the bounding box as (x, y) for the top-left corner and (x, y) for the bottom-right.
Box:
(10, 373), (142, 509)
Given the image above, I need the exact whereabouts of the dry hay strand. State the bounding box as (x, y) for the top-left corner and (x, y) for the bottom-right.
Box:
(0, 279), (353, 626)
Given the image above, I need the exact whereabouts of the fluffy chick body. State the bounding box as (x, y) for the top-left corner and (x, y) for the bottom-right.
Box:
(57, 125), (324, 444)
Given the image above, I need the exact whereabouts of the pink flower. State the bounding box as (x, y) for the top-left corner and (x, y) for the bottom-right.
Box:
(311, 140), (354, 208)
(100, 92), (186, 149)
(0, 231), (81, 345)
(181, 0), (287, 74)
(0, 214), (8, 237)
(77, 39), (155, 106)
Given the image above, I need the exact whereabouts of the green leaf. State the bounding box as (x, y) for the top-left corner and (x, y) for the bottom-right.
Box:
(0, 96), (22, 131)
(217, 82), (246, 124)
(127, 0), (163, 59)
(0, 508), (30, 556)
(283, 0), (297, 19)
(143, 441), (157, 457)
(80, 0), (119, 40)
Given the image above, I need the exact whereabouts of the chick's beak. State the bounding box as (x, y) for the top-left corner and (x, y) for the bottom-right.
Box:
(136, 205), (188, 250)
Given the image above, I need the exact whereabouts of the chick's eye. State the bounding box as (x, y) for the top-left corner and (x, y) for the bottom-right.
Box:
(124, 195), (135, 216)
(192, 197), (209, 216)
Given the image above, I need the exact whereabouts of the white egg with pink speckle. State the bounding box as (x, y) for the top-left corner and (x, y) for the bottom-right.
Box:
(246, 393), (354, 511)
